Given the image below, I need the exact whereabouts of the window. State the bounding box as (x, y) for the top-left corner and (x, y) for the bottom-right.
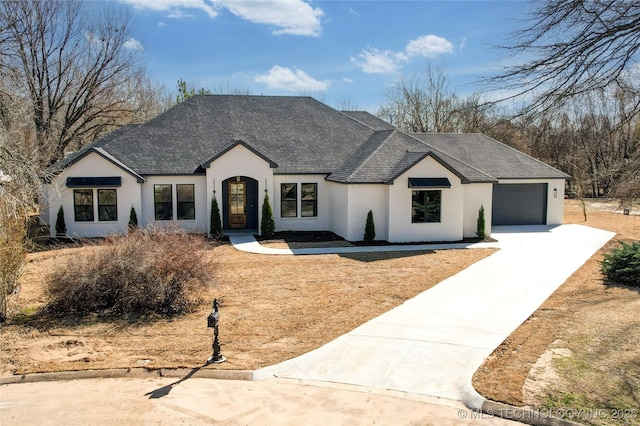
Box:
(176, 184), (195, 220)
(73, 189), (94, 222)
(154, 184), (173, 220)
(281, 183), (297, 217)
(301, 183), (317, 217)
(412, 190), (441, 223)
(98, 189), (117, 221)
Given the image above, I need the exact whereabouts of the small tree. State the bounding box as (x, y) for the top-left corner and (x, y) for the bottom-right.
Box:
(364, 210), (376, 242)
(55, 206), (66, 236)
(476, 205), (486, 239)
(128, 205), (138, 232)
(601, 241), (640, 288)
(261, 193), (275, 238)
(210, 197), (222, 239)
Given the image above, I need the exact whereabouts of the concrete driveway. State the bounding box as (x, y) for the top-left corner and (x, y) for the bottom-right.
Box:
(1, 224), (615, 425)
(253, 224), (615, 410)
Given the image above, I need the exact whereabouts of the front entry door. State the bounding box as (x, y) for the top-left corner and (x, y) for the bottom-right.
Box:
(229, 181), (247, 228)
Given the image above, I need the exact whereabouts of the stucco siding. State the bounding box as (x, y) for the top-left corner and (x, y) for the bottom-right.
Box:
(45, 152), (142, 237)
(205, 145), (274, 234)
(273, 174), (330, 232)
(141, 175), (207, 233)
(388, 157), (464, 242)
(328, 181), (349, 239)
(343, 184), (388, 242)
(497, 178), (566, 225)
(463, 183), (493, 238)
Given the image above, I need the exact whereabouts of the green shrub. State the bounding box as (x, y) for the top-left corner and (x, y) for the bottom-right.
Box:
(476, 205), (486, 239)
(601, 241), (640, 287)
(46, 229), (213, 316)
(209, 197), (222, 239)
(55, 206), (66, 236)
(261, 193), (275, 238)
(128, 205), (138, 231)
(364, 210), (375, 242)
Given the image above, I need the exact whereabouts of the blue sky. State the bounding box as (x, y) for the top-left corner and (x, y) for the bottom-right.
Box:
(117, 0), (532, 111)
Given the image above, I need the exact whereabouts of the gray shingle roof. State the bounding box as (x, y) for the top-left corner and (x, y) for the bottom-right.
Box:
(411, 133), (569, 180)
(327, 129), (496, 184)
(85, 95), (375, 175)
(340, 111), (395, 131)
(52, 96), (569, 184)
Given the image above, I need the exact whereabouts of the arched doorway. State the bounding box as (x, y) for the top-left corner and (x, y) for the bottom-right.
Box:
(222, 176), (259, 230)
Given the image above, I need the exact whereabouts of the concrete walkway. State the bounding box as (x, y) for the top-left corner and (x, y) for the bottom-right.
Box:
(228, 234), (499, 255)
(251, 224), (615, 410)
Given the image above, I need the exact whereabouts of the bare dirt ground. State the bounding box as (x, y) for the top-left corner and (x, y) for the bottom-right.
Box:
(473, 200), (640, 425)
(1, 238), (495, 375)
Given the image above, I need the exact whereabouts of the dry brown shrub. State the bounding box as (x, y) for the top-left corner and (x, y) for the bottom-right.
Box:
(0, 214), (27, 322)
(45, 229), (213, 316)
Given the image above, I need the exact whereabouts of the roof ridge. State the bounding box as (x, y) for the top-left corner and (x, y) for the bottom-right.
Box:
(383, 151), (430, 183)
(403, 131), (497, 181)
(333, 129), (396, 182)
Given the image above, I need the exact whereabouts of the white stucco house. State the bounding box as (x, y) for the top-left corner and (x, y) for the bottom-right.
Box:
(41, 95), (569, 242)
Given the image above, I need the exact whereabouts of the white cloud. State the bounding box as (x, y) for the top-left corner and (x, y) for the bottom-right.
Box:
(216, 0), (323, 36)
(123, 38), (143, 50)
(119, 0), (218, 18)
(255, 66), (329, 91)
(157, 21), (168, 27)
(351, 48), (399, 75)
(405, 34), (454, 58)
(459, 37), (467, 51)
(120, 0), (323, 36)
(167, 10), (196, 19)
(353, 34), (454, 74)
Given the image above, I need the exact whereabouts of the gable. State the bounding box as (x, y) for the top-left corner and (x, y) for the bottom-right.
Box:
(57, 150), (145, 183)
(328, 130), (496, 185)
(203, 142), (276, 178)
(201, 140), (277, 169)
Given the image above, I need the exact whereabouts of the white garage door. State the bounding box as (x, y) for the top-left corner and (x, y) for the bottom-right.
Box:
(492, 183), (548, 225)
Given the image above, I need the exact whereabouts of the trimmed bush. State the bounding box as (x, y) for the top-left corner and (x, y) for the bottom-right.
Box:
(601, 241), (640, 287)
(364, 210), (376, 242)
(261, 193), (275, 238)
(476, 205), (486, 239)
(46, 230), (213, 316)
(128, 205), (138, 231)
(55, 206), (66, 236)
(209, 197), (222, 239)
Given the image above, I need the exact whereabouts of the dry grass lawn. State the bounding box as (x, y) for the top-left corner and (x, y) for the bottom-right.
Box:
(1, 238), (494, 375)
(4, 200), (639, 425)
(473, 200), (640, 425)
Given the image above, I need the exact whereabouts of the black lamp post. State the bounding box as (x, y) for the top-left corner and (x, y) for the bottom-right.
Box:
(207, 299), (226, 364)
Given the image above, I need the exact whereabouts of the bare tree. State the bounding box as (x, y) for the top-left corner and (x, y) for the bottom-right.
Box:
(485, 0), (640, 116)
(0, 0), (156, 167)
(379, 63), (458, 132)
(0, 94), (41, 322)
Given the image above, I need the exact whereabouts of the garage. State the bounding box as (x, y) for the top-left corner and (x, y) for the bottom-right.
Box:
(492, 183), (548, 225)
